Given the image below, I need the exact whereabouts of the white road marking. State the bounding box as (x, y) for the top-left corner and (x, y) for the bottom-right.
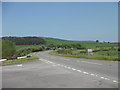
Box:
(113, 80), (119, 83)
(72, 68), (76, 71)
(83, 72), (89, 74)
(95, 75), (98, 77)
(64, 66), (67, 68)
(77, 70), (82, 72)
(104, 78), (110, 80)
(80, 61), (102, 65)
(17, 64), (22, 67)
(90, 74), (95, 76)
(100, 77), (105, 79)
(39, 58), (119, 84)
(67, 67), (71, 69)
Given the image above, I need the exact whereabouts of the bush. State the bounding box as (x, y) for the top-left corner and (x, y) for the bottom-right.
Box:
(2, 40), (16, 59)
(96, 40), (99, 42)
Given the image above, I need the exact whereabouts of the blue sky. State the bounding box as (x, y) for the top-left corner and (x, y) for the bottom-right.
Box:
(2, 2), (118, 42)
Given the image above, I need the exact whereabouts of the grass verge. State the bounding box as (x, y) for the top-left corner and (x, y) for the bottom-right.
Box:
(49, 51), (119, 61)
(0, 53), (39, 65)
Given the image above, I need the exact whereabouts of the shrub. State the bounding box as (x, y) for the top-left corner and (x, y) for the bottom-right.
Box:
(2, 40), (16, 59)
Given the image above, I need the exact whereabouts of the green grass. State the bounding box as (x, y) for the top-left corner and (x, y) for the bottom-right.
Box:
(1, 53), (39, 65)
(44, 37), (118, 49)
(50, 49), (119, 61)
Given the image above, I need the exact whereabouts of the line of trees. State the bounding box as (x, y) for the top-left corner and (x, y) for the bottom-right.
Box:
(3, 37), (46, 45)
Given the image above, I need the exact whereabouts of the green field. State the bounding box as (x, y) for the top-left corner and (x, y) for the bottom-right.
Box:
(16, 37), (118, 50)
(44, 37), (117, 48)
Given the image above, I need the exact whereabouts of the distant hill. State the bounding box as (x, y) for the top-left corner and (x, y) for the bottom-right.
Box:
(2, 36), (118, 49)
(44, 37), (117, 48)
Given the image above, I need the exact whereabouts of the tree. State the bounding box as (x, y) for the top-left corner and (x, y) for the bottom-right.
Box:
(96, 40), (99, 43)
(2, 40), (16, 59)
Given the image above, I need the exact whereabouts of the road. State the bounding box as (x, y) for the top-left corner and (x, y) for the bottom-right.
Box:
(2, 51), (119, 88)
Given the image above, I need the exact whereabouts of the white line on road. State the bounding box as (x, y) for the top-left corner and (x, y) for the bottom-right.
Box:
(83, 72), (89, 74)
(113, 80), (119, 83)
(67, 67), (71, 69)
(72, 68), (76, 71)
(100, 77), (105, 79)
(77, 70), (82, 72)
(104, 78), (110, 80)
(17, 64), (23, 67)
(95, 75), (98, 77)
(90, 74), (95, 76)
(64, 66), (68, 68)
(39, 58), (119, 84)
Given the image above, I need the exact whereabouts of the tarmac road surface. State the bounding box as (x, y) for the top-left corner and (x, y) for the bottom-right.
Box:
(2, 51), (119, 88)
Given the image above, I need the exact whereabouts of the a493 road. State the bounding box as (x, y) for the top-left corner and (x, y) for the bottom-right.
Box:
(2, 51), (119, 88)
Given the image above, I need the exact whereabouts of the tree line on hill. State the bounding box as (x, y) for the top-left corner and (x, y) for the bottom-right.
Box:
(3, 36), (46, 45)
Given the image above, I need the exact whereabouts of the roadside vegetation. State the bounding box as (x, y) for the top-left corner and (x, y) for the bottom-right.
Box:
(2, 40), (16, 59)
(2, 36), (119, 62)
(50, 49), (119, 61)
(1, 53), (39, 65)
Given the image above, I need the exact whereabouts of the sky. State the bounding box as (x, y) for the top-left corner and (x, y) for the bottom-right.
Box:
(2, 2), (118, 42)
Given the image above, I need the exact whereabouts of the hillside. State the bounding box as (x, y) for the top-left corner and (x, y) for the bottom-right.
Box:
(3, 36), (118, 50)
(44, 37), (117, 48)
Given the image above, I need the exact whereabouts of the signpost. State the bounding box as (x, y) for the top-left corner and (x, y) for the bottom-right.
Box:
(87, 48), (93, 55)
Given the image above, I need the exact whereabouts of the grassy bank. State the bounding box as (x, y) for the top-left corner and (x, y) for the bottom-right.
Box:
(50, 49), (119, 61)
(1, 53), (39, 65)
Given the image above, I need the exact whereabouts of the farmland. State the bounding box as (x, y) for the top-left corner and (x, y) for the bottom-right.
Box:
(16, 37), (118, 50)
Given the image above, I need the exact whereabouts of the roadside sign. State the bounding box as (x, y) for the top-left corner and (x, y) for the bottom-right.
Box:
(87, 49), (93, 53)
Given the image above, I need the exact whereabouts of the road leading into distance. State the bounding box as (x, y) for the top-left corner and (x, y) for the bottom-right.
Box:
(2, 51), (119, 88)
